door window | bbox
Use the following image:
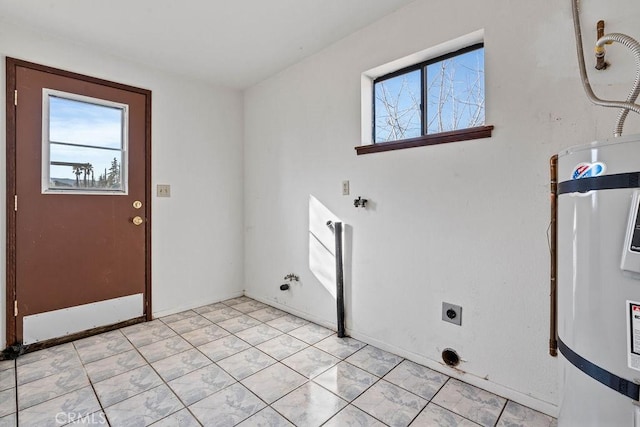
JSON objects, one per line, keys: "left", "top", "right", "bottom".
{"left": 42, "top": 89, "right": 128, "bottom": 194}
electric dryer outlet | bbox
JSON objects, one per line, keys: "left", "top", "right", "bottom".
{"left": 442, "top": 302, "right": 462, "bottom": 326}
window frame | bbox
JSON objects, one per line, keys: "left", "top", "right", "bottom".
{"left": 41, "top": 88, "right": 130, "bottom": 195}
{"left": 358, "top": 42, "right": 492, "bottom": 155}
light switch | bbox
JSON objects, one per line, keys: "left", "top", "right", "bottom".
{"left": 157, "top": 184, "right": 171, "bottom": 197}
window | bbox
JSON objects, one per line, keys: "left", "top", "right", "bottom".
{"left": 42, "top": 89, "right": 128, "bottom": 194}
{"left": 358, "top": 43, "right": 492, "bottom": 155}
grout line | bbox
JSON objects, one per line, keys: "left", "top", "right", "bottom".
{"left": 12, "top": 359, "right": 18, "bottom": 425}
{"left": 15, "top": 297, "right": 550, "bottom": 426}
{"left": 494, "top": 399, "right": 510, "bottom": 426}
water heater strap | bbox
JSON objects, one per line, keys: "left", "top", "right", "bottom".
{"left": 558, "top": 337, "right": 640, "bottom": 401}
{"left": 558, "top": 172, "right": 640, "bottom": 194}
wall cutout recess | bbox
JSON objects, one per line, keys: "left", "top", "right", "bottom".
{"left": 442, "top": 348, "right": 461, "bottom": 367}
{"left": 442, "top": 302, "right": 462, "bottom": 326}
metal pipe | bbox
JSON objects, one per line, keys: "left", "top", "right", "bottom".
{"left": 334, "top": 222, "right": 346, "bottom": 337}
{"left": 549, "top": 155, "right": 558, "bottom": 357}
{"left": 571, "top": 0, "right": 640, "bottom": 136}
{"left": 595, "top": 33, "right": 640, "bottom": 136}
{"left": 595, "top": 20, "right": 607, "bottom": 70}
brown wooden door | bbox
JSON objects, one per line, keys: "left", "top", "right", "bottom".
{"left": 6, "top": 59, "right": 151, "bottom": 346}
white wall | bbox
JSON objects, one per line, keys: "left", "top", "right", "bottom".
{"left": 244, "top": 0, "right": 640, "bottom": 416}
{"left": 0, "top": 21, "right": 245, "bottom": 344}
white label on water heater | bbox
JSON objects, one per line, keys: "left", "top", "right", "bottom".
{"left": 627, "top": 301, "right": 640, "bottom": 371}
{"left": 621, "top": 191, "right": 640, "bottom": 275}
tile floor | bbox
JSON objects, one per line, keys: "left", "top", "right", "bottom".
{"left": 0, "top": 297, "right": 557, "bottom": 426}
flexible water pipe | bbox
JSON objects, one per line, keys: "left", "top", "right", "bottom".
{"left": 571, "top": 0, "right": 640, "bottom": 136}
{"left": 595, "top": 33, "right": 640, "bottom": 136}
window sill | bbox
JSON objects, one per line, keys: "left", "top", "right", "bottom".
{"left": 355, "top": 125, "right": 494, "bottom": 156}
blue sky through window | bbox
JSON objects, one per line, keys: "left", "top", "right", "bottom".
{"left": 374, "top": 69, "right": 421, "bottom": 143}
{"left": 426, "top": 48, "right": 484, "bottom": 134}
{"left": 374, "top": 46, "right": 484, "bottom": 143}
{"left": 48, "top": 95, "right": 124, "bottom": 186}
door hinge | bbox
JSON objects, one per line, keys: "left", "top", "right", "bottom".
{"left": 14, "top": 90, "right": 17, "bottom": 106}
{"left": 14, "top": 195, "right": 17, "bottom": 212}
{"left": 13, "top": 301, "right": 17, "bottom": 317}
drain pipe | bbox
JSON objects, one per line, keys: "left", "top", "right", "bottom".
{"left": 327, "top": 220, "right": 346, "bottom": 337}
{"left": 549, "top": 155, "right": 558, "bottom": 357}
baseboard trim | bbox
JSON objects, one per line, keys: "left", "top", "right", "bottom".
{"left": 152, "top": 291, "right": 243, "bottom": 318}
{"left": 347, "top": 329, "right": 558, "bottom": 418}
{"left": 242, "top": 292, "right": 338, "bottom": 331}
{"left": 242, "top": 291, "right": 558, "bottom": 418}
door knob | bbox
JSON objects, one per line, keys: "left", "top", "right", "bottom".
{"left": 133, "top": 200, "right": 143, "bottom": 209}
{"left": 132, "top": 216, "right": 143, "bottom": 226}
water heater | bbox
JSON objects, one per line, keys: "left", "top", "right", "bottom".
{"left": 558, "top": 134, "right": 640, "bottom": 426}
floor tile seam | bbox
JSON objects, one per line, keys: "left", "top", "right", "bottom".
{"left": 77, "top": 346, "right": 133, "bottom": 366}
{"left": 16, "top": 346, "right": 77, "bottom": 368}
{"left": 152, "top": 406, "right": 203, "bottom": 427}
{"left": 380, "top": 365, "right": 450, "bottom": 403}
{"left": 403, "top": 396, "right": 432, "bottom": 426}
{"left": 80, "top": 350, "right": 148, "bottom": 383}
{"left": 311, "top": 369, "right": 377, "bottom": 404}
{"left": 320, "top": 403, "right": 391, "bottom": 427}
{"left": 218, "top": 357, "right": 278, "bottom": 383}
{"left": 282, "top": 354, "right": 341, "bottom": 382}
{"left": 214, "top": 320, "right": 262, "bottom": 335}
{"left": 74, "top": 374, "right": 108, "bottom": 427}
{"left": 202, "top": 312, "right": 243, "bottom": 323}
{"left": 493, "top": 398, "right": 510, "bottom": 426}
{"left": 0, "top": 361, "right": 17, "bottom": 373}
{"left": 89, "top": 359, "right": 160, "bottom": 392}
{"left": 135, "top": 334, "right": 200, "bottom": 367}
{"left": 167, "top": 321, "right": 228, "bottom": 342}
{"left": 3, "top": 361, "right": 18, "bottom": 423}
{"left": 289, "top": 341, "right": 338, "bottom": 362}
{"left": 246, "top": 312, "right": 288, "bottom": 323}
{"left": 256, "top": 339, "right": 311, "bottom": 362}
{"left": 206, "top": 334, "right": 256, "bottom": 363}
{"left": 88, "top": 334, "right": 189, "bottom": 411}
{"left": 132, "top": 378, "right": 205, "bottom": 425}
{"left": 267, "top": 380, "right": 349, "bottom": 426}
{"left": 309, "top": 339, "right": 359, "bottom": 360}
{"left": 234, "top": 368, "right": 304, "bottom": 412}
{"left": 158, "top": 310, "right": 199, "bottom": 325}
{"left": 237, "top": 359, "right": 303, "bottom": 391}
{"left": 283, "top": 333, "right": 331, "bottom": 348}
{"left": 165, "top": 319, "right": 217, "bottom": 336}
{"left": 267, "top": 405, "right": 298, "bottom": 427}
{"left": 433, "top": 376, "right": 510, "bottom": 425}
{"left": 350, "top": 388, "right": 423, "bottom": 427}
{"left": 16, "top": 367, "right": 91, "bottom": 410}
{"left": 213, "top": 334, "right": 280, "bottom": 381}
{"left": 101, "top": 382, "right": 185, "bottom": 425}
{"left": 174, "top": 376, "right": 240, "bottom": 408}
{"left": 120, "top": 325, "right": 178, "bottom": 351}
{"left": 427, "top": 401, "right": 485, "bottom": 426}
{"left": 132, "top": 335, "right": 190, "bottom": 365}
{"left": 16, "top": 382, "right": 94, "bottom": 415}
{"left": 16, "top": 355, "right": 86, "bottom": 387}
{"left": 10, "top": 359, "right": 17, "bottom": 419}
{"left": 0, "top": 381, "right": 14, "bottom": 394}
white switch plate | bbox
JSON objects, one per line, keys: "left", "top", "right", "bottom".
{"left": 157, "top": 184, "right": 171, "bottom": 197}
{"left": 342, "top": 180, "right": 350, "bottom": 196}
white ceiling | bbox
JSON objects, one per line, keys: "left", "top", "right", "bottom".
{"left": 0, "top": 0, "right": 416, "bottom": 89}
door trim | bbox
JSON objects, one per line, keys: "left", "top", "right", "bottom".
{"left": 5, "top": 57, "right": 153, "bottom": 348}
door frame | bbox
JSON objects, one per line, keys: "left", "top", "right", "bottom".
{"left": 5, "top": 57, "right": 153, "bottom": 348}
